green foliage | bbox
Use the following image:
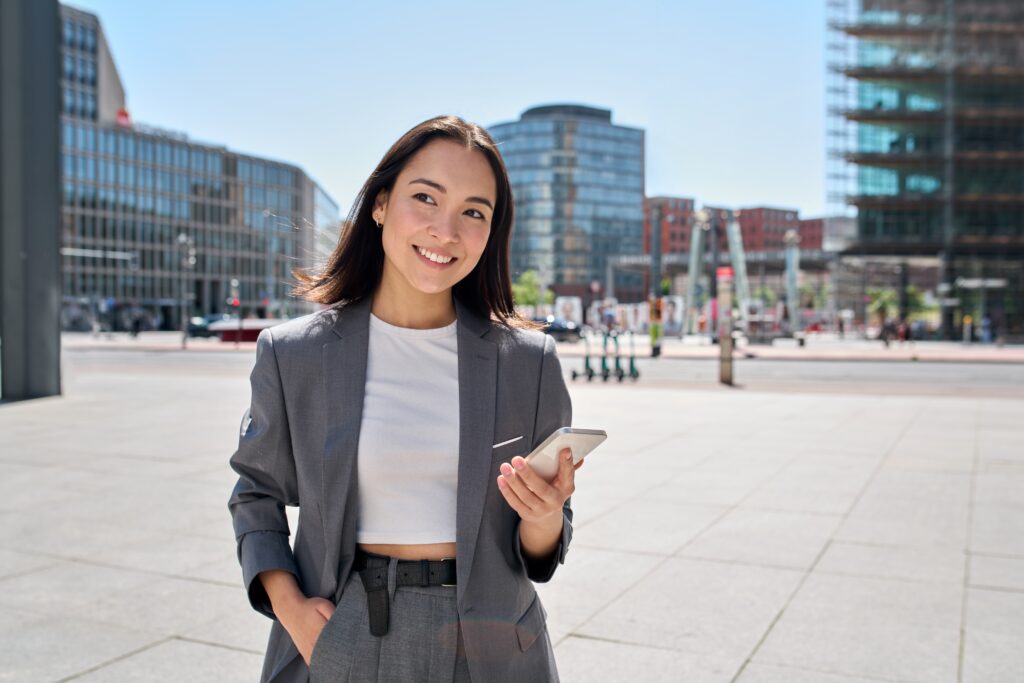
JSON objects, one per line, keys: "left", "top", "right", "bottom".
{"left": 868, "top": 287, "right": 898, "bottom": 320}
{"left": 869, "top": 286, "right": 929, "bottom": 321}
{"left": 753, "top": 285, "right": 777, "bottom": 305}
{"left": 512, "top": 270, "right": 552, "bottom": 306}
{"left": 660, "top": 277, "right": 671, "bottom": 296}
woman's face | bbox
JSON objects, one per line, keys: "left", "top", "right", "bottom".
{"left": 373, "top": 138, "right": 496, "bottom": 299}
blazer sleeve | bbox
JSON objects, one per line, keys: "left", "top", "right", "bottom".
{"left": 514, "top": 333, "right": 574, "bottom": 582}
{"left": 227, "top": 327, "right": 300, "bottom": 620}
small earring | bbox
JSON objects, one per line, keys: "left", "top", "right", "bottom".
{"left": 374, "top": 217, "right": 382, "bottom": 229}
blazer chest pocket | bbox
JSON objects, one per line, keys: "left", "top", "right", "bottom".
{"left": 492, "top": 435, "right": 528, "bottom": 461}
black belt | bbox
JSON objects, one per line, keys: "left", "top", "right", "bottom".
{"left": 353, "top": 549, "right": 457, "bottom": 637}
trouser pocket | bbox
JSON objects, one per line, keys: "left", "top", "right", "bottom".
{"left": 308, "top": 577, "right": 365, "bottom": 680}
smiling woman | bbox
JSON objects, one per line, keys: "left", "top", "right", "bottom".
{"left": 228, "top": 115, "right": 581, "bottom": 683}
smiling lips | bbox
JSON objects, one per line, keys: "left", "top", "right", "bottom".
{"left": 414, "top": 245, "right": 457, "bottom": 268}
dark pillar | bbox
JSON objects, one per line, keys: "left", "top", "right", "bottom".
{"left": 0, "top": 0, "right": 62, "bottom": 401}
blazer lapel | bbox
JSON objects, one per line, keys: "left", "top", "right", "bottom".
{"left": 453, "top": 297, "right": 497, "bottom": 602}
{"left": 318, "top": 295, "right": 497, "bottom": 603}
{"left": 320, "top": 296, "right": 372, "bottom": 598}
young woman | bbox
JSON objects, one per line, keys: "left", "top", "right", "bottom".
{"left": 228, "top": 115, "right": 581, "bottom": 683}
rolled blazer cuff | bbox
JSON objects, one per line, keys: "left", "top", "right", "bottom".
{"left": 238, "top": 530, "right": 299, "bottom": 620}
{"left": 513, "top": 506, "right": 573, "bottom": 583}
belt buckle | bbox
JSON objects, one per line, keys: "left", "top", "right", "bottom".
{"left": 441, "top": 557, "right": 456, "bottom": 587}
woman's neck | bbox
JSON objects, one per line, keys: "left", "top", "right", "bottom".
{"left": 371, "top": 279, "right": 457, "bottom": 330}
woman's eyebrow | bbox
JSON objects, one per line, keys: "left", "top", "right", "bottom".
{"left": 409, "top": 178, "right": 494, "bottom": 211}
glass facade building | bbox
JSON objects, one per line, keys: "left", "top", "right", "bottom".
{"left": 828, "top": 0, "right": 1024, "bottom": 339}
{"left": 59, "top": 5, "right": 339, "bottom": 331}
{"left": 489, "top": 105, "right": 645, "bottom": 302}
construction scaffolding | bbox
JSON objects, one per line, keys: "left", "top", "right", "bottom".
{"left": 826, "top": 0, "right": 1024, "bottom": 340}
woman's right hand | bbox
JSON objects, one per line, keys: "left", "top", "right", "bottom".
{"left": 260, "top": 570, "right": 337, "bottom": 666}
{"left": 279, "top": 596, "right": 336, "bottom": 666}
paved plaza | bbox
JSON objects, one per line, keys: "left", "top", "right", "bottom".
{"left": 1, "top": 343, "right": 1022, "bottom": 682}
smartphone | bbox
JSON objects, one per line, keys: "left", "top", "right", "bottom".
{"left": 525, "top": 427, "right": 607, "bottom": 481}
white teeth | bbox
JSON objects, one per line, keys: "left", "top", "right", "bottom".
{"left": 417, "top": 247, "right": 453, "bottom": 264}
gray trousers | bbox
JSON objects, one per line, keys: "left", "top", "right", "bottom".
{"left": 309, "top": 557, "right": 472, "bottom": 682}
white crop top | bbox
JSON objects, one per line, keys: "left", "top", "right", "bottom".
{"left": 355, "top": 312, "right": 460, "bottom": 544}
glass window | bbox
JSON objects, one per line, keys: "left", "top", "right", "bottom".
{"left": 63, "top": 20, "right": 75, "bottom": 46}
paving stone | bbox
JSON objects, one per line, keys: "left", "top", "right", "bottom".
{"left": 755, "top": 573, "right": 961, "bottom": 682}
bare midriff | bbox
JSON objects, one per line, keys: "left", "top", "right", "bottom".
{"left": 357, "top": 542, "right": 457, "bottom": 561}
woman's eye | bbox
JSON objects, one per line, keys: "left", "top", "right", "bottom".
{"left": 465, "top": 209, "right": 485, "bottom": 220}
{"left": 413, "top": 192, "right": 435, "bottom": 205}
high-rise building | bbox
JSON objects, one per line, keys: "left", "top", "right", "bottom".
{"left": 828, "top": 0, "right": 1024, "bottom": 339}
{"left": 58, "top": 5, "right": 340, "bottom": 332}
{"left": 489, "top": 105, "right": 645, "bottom": 302}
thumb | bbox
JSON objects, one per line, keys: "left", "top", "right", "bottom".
{"left": 552, "top": 447, "right": 573, "bottom": 486}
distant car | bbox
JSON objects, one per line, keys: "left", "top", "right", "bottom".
{"left": 188, "top": 313, "right": 232, "bottom": 338}
{"left": 532, "top": 316, "right": 582, "bottom": 343}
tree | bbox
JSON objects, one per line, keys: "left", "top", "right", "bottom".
{"left": 753, "top": 285, "right": 777, "bottom": 305}
{"left": 512, "top": 270, "right": 546, "bottom": 306}
{"left": 867, "top": 287, "right": 898, "bottom": 324}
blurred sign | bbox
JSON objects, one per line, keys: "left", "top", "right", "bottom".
{"left": 955, "top": 278, "right": 1007, "bottom": 289}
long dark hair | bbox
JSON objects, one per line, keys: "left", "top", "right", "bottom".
{"left": 293, "top": 115, "right": 539, "bottom": 329}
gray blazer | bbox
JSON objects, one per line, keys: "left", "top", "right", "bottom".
{"left": 228, "top": 295, "right": 573, "bottom": 683}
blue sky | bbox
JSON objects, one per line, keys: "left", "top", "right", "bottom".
{"left": 69, "top": 0, "right": 827, "bottom": 217}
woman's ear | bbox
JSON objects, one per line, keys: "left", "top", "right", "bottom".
{"left": 372, "top": 190, "right": 389, "bottom": 219}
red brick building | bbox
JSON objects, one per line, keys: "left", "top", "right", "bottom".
{"left": 644, "top": 200, "right": 824, "bottom": 255}
{"left": 736, "top": 207, "right": 801, "bottom": 251}
{"left": 644, "top": 196, "right": 695, "bottom": 255}
{"left": 797, "top": 217, "right": 824, "bottom": 250}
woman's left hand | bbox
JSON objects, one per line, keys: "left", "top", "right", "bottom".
{"left": 496, "top": 448, "right": 583, "bottom": 524}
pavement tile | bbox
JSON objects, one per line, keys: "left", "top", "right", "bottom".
{"left": 973, "top": 473, "right": 1024, "bottom": 509}
{"left": 178, "top": 607, "right": 272, "bottom": 655}
{"left": 969, "top": 554, "right": 1024, "bottom": 591}
{"left": 754, "top": 573, "right": 961, "bottom": 682}
{"left": 816, "top": 541, "right": 965, "bottom": 584}
{"left": 0, "top": 606, "right": 162, "bottom": 683}
{"left": 836, "top": 496, "right": 969, "bottom": 548}
{"left": 69, "top": 637, "right": 263, "bottom": 682}
{"left": 85, "top": 532, "right": 234, "bottom": 577}
{"left": 962, "top": 587, "right": 1024, "bottom": 683}
{"left": 737, "top": 661, "right": 905, "bottom": 682}
{"left": 572, "top": 499, "right": 727, "bottom": 555}
{"left": 536, "top": 546, "right": 664, "bottom": 643}
{"left": 970, "top": 504, "right": 1024, "bottom": 557}
{"left": 0, "top": 547, "right": 64, "bottom": 581}
{"left": 555, "top": 636, "right": 734, "bottom": 683}
{"left": 0, "top": 560, "right": 155, "bottom": 621}
{"left": 576, "top": 557, "right": 803, "bottom": 663}
{"left": 679, "top": 509, "right": 841, "bottom": 570}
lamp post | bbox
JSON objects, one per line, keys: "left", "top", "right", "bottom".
{"left": 177, "top": 232, "right": 195, "bottom": 349}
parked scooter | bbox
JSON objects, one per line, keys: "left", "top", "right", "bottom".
{"left": 571, "top": 331, "right": 597, "bottom": 382}
{"left": 627, "top": 331, "right": 641, "bottom": 381}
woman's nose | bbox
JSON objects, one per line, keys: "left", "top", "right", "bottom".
{"left": 428, "top": 211, "right": 460, "bottom": 242}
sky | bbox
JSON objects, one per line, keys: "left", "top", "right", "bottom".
{"left": 68, "top": 0, "right": 827, "bottom": 218}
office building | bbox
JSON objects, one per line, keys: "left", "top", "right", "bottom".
{"left": 59, "top": 5, "right": 340, "bottom": 331}
{"left": 489, "top": 104, "right": 646, "bottom": 302}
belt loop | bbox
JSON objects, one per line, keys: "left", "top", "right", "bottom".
{"left": 420, "top": 559, "right": 430, "bottom": 587}
{"left": 387, "top": 556, "right": 398, "bottom": 601}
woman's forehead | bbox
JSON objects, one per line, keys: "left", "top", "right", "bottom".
{"left": 400, "top": 140, "right": 496, "bottom": 198}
